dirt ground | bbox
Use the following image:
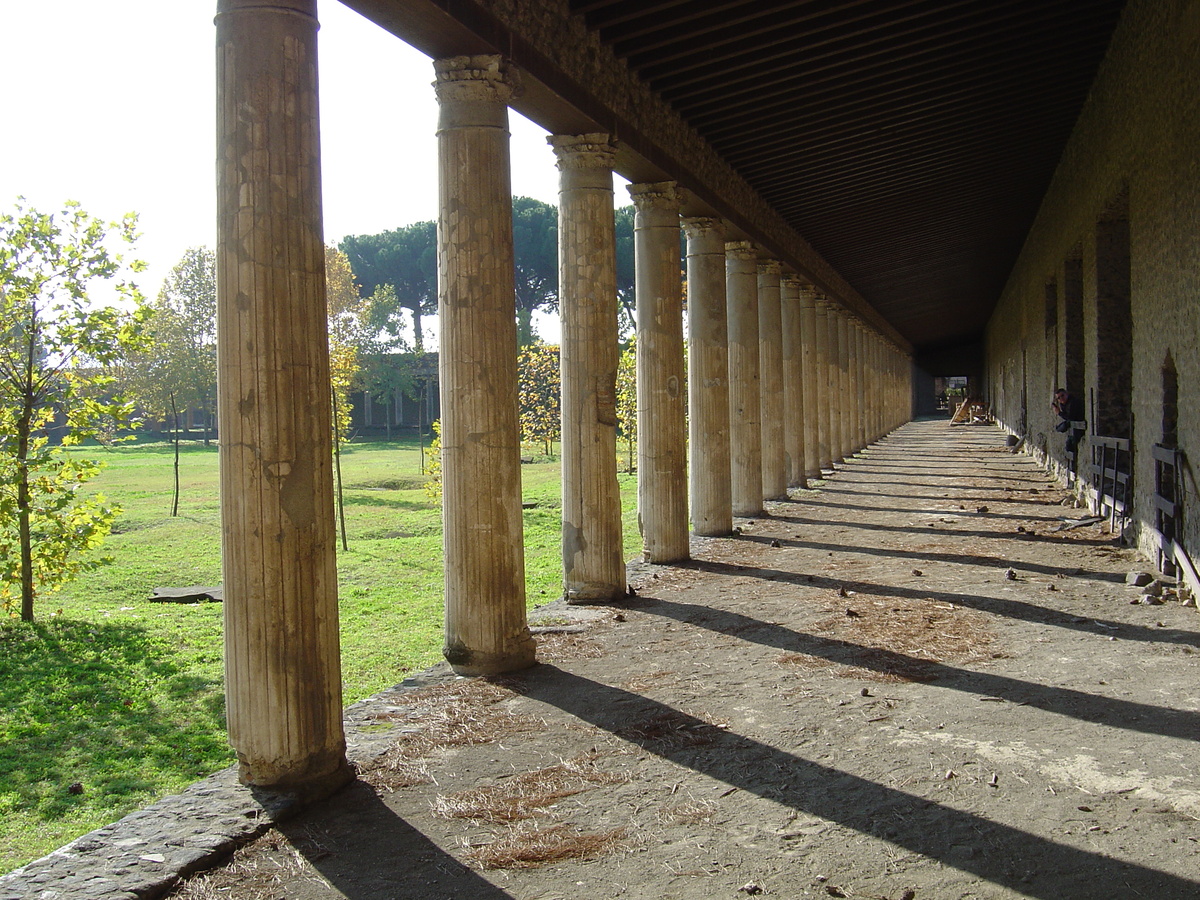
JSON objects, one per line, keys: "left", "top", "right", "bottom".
{"left": 169, "top": 420, "right": 1200, "bottom": 900}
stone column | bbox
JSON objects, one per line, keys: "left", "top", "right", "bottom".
{"left": 684, "top": 217, "right": 733, "bottom": 536}
{"left": 630, "top": 182, "right": 688, "bottom": 563}
{"left": 435, "top": 56, "right": 535, "bottom": 674}
{"left": 726, "top": 242, "right": 763, "bottom": 517}
{"left": 869, "top": 332, "right": 882, "bottom": 442}
{"left": 215, "top": 0, "right": 348, "bottom": 792}
{"left": 823, "top": 299, "right": 841, "bottom": 464}
{"left": 834, "top": 306, "right": 852, "bottom": 461}
{"left": 780, "top": 275, "right": 806, "bottom": 489}
{"left": 813, "top": 296, "right": 832, "bottom": 471}
{"left": 552, "top": 134, "right": 625, "bottom": 602}
{"left": 797, "top": 283, "right": 822, "bottom": 480}
{"left": 850, "top": 320, "right": 864, "bottom": 453}
{"left": 758, "top": 260, "right": 787, "bottom": 500}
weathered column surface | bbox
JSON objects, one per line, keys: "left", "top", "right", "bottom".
{"left": 797, "top": 283, "right": 822, "bottom": 479}
{"left": 684, "top": 217, "right": 733, "bottom": 537}
{"left": 780, "top": 275, "right": 806, "bottom": 489}
{"left": 435, "top": 55, "right": 535, "bottom": 674}
{"left": 726, "top": 241, "right": 763, "bottom": 517}
{"left": 850, "top": 320, "right": 864, "bottom": 453}
{"left": 216, "top": 0, "right": 348, "bottom": 792}
{"left": 630, "top": 182, "right": 688, "bottom": 562}
{"left": 553, "top": 133, "right": 625, "bottom": 602}
{"left": 834, "top": 305, "right": 852, "bottom": 461}
{"left": 758, "top": 260, "right": 787, "bottom": 500}
{"left": 813, "top": 297, "right": 833, "bottom": 471}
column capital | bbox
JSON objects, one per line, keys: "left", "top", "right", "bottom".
{"left": 549, "top": 133, "right": 617, "bottom": 170}
{"left": 628, "top": 181, "right": 685, "bottom": 211}
{"left": 725, "top": 240, "right": 757, "bottom": 260}
{"left": 682, "top": 216, "right": 725, "bottom": 240}
{"left": 433, "top": 55, "right": 521, "bottom": 105}
{"left": 758, "top": 258, "right": 783, "bottom": 276}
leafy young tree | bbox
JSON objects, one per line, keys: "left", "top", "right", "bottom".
{"left": 0, "top": 199, "right": 149, "bottom": 621}
{"left": 325, "top": 245, "right": 365, "bottom": 442}
{"left": 517, "top": 341, "right": 561, "bottom": 457}
{"left": 615, "top": 336, "right": 637, "bottom": 473}
{"left": 157, "top": 247, "right": 217, "bottom": 441}
{"left": 126, "top": 247, "right": 217, "bottom": 443}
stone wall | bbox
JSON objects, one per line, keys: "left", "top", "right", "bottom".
{"left": 984, "top": 0, "right": 1200, "bottom": 569}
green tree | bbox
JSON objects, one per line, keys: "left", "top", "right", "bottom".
{"left": 0, "top": 199, "right": 149, "bottom": 621}
{"left": 518, "top": 341, "right": 561, "bottom": 457}
{"left": 614, "top": 205, "right": 636, "bottom": 340}
{"left": 512, "top": 197, "right": 559, "bottom": 346}
{"left": 123, "top": 247, "right": 217, "bottom": 443}
{"left": 340, "top": 222, "right": 437, "bottom": 353}
{"left": 616, "top": 336, "right": 637, "bottom": 473}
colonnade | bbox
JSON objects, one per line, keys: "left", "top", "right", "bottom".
{"left": 214, "top": 2, "right": 912, "bottom": 791}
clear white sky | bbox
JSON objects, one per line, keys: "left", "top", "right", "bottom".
{"left": 1, "top": 0, "right": 593, "bottom": 304}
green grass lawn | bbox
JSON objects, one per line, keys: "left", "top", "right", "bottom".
{"left": 0, "top": 436, "right": 640, "bottom": 872}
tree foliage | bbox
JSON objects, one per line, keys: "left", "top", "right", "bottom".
{"left": 325, "top": 245, "right": 366, "bottom": 442}
{"left": 616, "top": 336, "right": 637, "bottom": 473}
{"left": 0, "top": 199, "right": 149, "bottom": 620}
{"left": 340, "top": 222, "right": 436, "bottom": 353}
{"left": 512, "top": 197, "right": 559, "bottom": 346}
{"left": 126, "top": 247, "right": 217, "bottom": 442}
{"left": 518, "top": 341, "right": 560, "bottom": 456}
{"left": 614, "top": 205, "right": 636, "bottom": 340}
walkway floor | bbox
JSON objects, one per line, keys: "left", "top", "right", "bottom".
{"left": 164, "top": 420, "right": 1200, "bottom": 898}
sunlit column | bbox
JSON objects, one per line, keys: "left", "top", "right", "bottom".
{"left": 684, "top": 217, "right": 733, "bottom": 536}
{"left": 758, "top": 260, "right": 787, "bottom": 500}
{"left": 215, "top": 0, "right": 348, "bottom": 792}
{"left": 781, "top": 275, "right": 806, "bottom": 489}
{"left": 630, "top": 182, "right": 688, "bottom": 563}
{"left": 552, "top": 133, "right": 625, "bottom": 602}
{"left": 726, "top": 241, "right": 763, "bottom": 517}
{"left": 434, "top": 55, "right": 535, "bottom": 673}
{"left": 797, "top": 283, "right": 822, "bottom": 479}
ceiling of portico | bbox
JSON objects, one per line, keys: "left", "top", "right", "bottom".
{"left": 342, "top": 0, "right": 1128, "bottom": 358}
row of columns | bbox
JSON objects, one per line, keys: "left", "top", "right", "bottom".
{"left": 214, "top": 2, "right": 912, "bottom": 791}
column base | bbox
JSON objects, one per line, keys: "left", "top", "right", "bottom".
{"left": 642, "top": 549, "right": 690, "bottom": 565}
{"left": 693, "top": 525, "right": 735, "bottom": 538}
{"left": 565, "top": 581, "right": 627, "bottom": 604}
{"left": 237, "top": 750, "right": 353, "bottom": 802}
{"left": 444, "top": 633, "right": 537, "bottom": 676}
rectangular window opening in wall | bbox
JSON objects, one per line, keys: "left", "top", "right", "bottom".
{"left": 1094, "top": 187, "right": 1132, "bottom": 440}
{"left": 1062, "top": 252, "right": 1084, "bottom": 401}
{"left": 1044, "top": 278, "right": 1059, "bottom": 399}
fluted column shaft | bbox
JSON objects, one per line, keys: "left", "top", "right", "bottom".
{"left": 758, "top": 260, "right": 787, "bottom": 500}
{"left": 630, "top": 182, "right": 688, "bottom": 562}
{"left": 813, "top": 298, "right": 832, "bottom": 471}
{"left": 781, "top": 275, "right": 806, "bottom": 489}
{"left": 798, "top": 284, "right": 822, "bottom": 479}
{"left": 684, "top": 218, "right": 733, "bottom": 536}
{"left": 850, "top": 321, "right": 864, "bottom": 453}
{"left": 552, "top": 134, "right": 625, "bottom": 602}
{"left": 726, "top": 242, "right": 763, "bottom": 517}
{"left": 215, "top": 0, "right": 348, "bottom": 791}
{"left": 834, "top": 306, "right": 851, "bottom": 460}
{"left": 435, "top": 56, "right": 535, "bottom": 674}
